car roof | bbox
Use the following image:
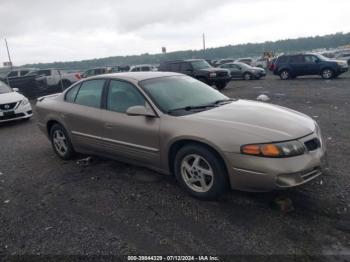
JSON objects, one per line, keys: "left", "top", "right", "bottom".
{"left": 90, "top": 72, "right": 183, "bottom": 81}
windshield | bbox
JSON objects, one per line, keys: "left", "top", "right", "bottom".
{"left": 315, "top": 54, "right": 331, "bottom": 61}
{"left": 191, "top": 60, "right": 212, "bottom": 70}
{"left": 140, "top": 75, "right": 229, "bottom": 115}
{"left": 235, "top": 62, "right": 250, "bottom": 68}
{"left": 0, "top": 81, "right": 13, "bottom": 94}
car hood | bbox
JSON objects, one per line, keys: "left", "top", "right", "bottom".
{"left": 0, "top": 92, "right": 24, "bottom": 104}
{"left": 186, "top": 100, "right": 315, "bottom": 142}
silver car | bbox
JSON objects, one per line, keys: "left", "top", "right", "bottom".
{"left": 36, "top": 72, "right": 326, "bottom": 200}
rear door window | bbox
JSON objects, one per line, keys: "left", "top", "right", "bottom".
{"left": 289, "top": 55, "right": 304, "bottom": 63}
{"left": 75, "top": 79, "right": 105, "bottom": 108}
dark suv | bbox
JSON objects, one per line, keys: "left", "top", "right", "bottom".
{"left": 158, "top": 59, "right": 231, "bottom": 90}
{"left": 273, "top": 53, "right": 348, "bottom": 80}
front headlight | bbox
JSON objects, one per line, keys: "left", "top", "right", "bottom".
{"left": 337, "top": 61, "right": 347, "bottom": 67}
{"left": 209, "top": 72, "right": 217, "bottom": 78}
{"left": 241, "top": 140, "right": 305, "bottom": 158}
{"left": 20, "top": 98, "right": 29, "bottom": 106}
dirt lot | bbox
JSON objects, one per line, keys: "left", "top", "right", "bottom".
{"left": 1, "top": 72, "right": 350, "bottom": 260}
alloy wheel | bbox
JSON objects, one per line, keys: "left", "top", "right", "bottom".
{"left": 180, "top": 154, "right": 214, "bottom": 193}
{"left": 322, "top": 69, "right": 333, "bottom": 79}
{"left": 53, "top": 130, "right": 68, "bottom": 156}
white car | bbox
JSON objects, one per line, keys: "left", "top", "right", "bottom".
{"left": 0, "top": 81, "right": 33, "bottom": 123}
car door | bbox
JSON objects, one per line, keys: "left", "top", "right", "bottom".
{"left": 180, "top": 62, "right": 194, "bottom": 76}
{"left": 289, "top": 55, "right": 306, "bottom": 76}
{"left": 101, "top": 79, "right": 161, "bottom": 166}
{"left": 230, "top": 64, "right": 242, "bottom": 78}
{"left": 63, "top": 79, "right": 106, "bottom": 152}
{"left": 304, "top": 55, "right": 321, "bottom": 75}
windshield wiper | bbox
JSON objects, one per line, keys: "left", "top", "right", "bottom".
{"left": 168, "top": 104, "right": 217, "bottom": 114}
{"left": 213, "top": 98, "right": 236, "bottom": 105}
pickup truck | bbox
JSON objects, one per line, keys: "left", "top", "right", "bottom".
{"left": 2, "top": 68, "right": 81, "bottom": 99}
{"left": 26, "top": 69, "right": 81, "bottom": 89}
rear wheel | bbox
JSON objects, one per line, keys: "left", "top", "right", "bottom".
{"left": 215, "top": 81, "right": 227, "bottom": 90}
{"left": 280, "top": 70, "right": 291, "bottom": 80}
{"left": 174, "top": 144, "right": 228, "bottom": 200}
{"left": 50, "top": 124, "right": 75, "bottom": 160}
{"left": 321, "top": 68, "right": 334, "bottom": 79}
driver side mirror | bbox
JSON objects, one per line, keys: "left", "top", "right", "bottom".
{"left": 12, "top": 88, "right": 19, "bottom": 92}
{"left": 126, "top": 105, "right": 156, "bottom": 117}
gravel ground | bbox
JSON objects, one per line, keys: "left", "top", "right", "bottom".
{"left": 0, "top": 72, "right": 349, "bottom": 260}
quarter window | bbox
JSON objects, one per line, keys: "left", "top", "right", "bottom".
{"left": 107, "top": 80, "right": 145, "bottom": 113}
{"left": 75, "top": 80, "right": 105, "bottom": 108}
{"left": 65, "top": 84, "right": 80, "bottom": 103}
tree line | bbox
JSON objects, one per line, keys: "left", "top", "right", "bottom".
{"left": 23, "top": 32, "right": 350, "bottom": 71}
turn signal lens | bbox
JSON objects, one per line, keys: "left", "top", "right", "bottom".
{"left": 260, "top": 144, "right": 281, "bottom": 157}
{"left": 241, "top": 145, "right": 260, "bottom": 155}
{"left": 241, "top": 140, "right": 305, "bottom": 158}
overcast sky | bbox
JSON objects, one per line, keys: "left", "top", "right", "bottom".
{"left": 0, "top": 0, "right": 349, "bottom": 65}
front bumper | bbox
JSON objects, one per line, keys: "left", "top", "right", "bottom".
{"left": 0, "top": 102, "right": 33, "bottom": 123}
{"left": 252, "top": 71, "right": 266, "bottom": 78}
{"left": 224, "top": 133, "right": 327, "bottom": 192}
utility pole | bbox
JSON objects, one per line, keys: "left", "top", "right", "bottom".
{"left": 202, "top": 33, "right": 206, "bottom": 51}
{"left": 5, "top": 38, "right": 13, "bottom": 71}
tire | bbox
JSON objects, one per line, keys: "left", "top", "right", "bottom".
{"left": 174, "top": 144, "right": 228, "bottom": 200}
{"left": 321, "top": 68, "right": 334, "bottom": 79}
{"left": 279, "top": 70, "right": 291, "bottom": 80}
{"left": 50, "top": 123, "right": 75, "bottom": 160}
{"left": 215, "top": 82, "right": 227, "bottom": 90}
{"left": 243, "top": 72, "right": 252, "bottom": 80}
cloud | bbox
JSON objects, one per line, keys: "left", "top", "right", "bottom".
{"left": 0, "top": 0, "right": 349, "bottom": 65}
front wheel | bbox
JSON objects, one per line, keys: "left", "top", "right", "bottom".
{"left": 243, "top": 72, "right": 252, "bottom": 80}
{"left": 215, "top": 81, "right": 227, "bottom": 90}
{"left": 174, "top": 144, "right": 228, "bottom": 200}
{"left": 50, "top": 124, "right": 75, "bottom": 160}
{"left": 321, "top": 68, "right": 334, "bottom": 79}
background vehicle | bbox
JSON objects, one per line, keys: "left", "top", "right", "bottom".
{"left": 213, "top": 59, "right": 235, "bottom": 67}
{"left": 0, "top": 81, "right": 33, "bottom": 123}
{"left": 129, "top": 64, "right": 158, "bottom": 72}
{"left": 26, "top": 69, "right": 81, "bottom": 89}
{"left": 334, "top": 52, "right": 350, "bottom": 65}
{"left": 219, "top": 62, "right": 266, "bottom": 80}
{"left": 81, "top": 67, "right": 112, "bottom": 78}
{"left": 0, "top": 68, "right": 37, "bottom": 80}
{"left": 273, "top": 53, "right": 348, "bottom": 80}
{"left": 158, "top": 59, "right": 231, "bottom": 90}
{"left": 235, "top": 58, "right": 254, "bottom": 66}
{"left": 252, "top": 58, "right": 268, "bottom": 68}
